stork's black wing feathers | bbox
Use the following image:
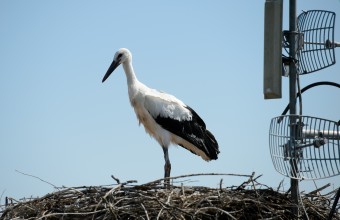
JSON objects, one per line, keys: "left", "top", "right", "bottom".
{"left": 153, "top": 106, "right": 219, "bottom": 160}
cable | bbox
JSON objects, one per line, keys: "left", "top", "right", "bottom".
{"left": 278, "top": 81, "right": 340, "bottom": 123}
{"left": 296, "top": 64, "right": 302, "bottom": 117}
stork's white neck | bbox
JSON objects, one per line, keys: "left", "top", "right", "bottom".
{"left": 122, "top": 61, "right": 138, "bottom": 85}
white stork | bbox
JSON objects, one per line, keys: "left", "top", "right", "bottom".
{"left": 102, "top": 48, "right": 219, "bottom": 183}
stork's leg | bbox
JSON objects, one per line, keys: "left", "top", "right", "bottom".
{"left": 162, "top": 146, "right": 171, "bottom": 188}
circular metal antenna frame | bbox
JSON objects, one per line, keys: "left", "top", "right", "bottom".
{"left": 269, "top": 115, "right": 340, "bottom": 180}
{"left": 297, "top": 10, "right": 337, "bottom": 75}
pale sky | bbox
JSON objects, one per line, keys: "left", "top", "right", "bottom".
{"left": 1, "top": 0, "right": 339, "bottom": 204}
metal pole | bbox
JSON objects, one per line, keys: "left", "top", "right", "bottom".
{"left": 288, "top": 0, "right": 299, "bottom": 217}
{"left": 328, "top": 187, "right": 340, "bottom": 220}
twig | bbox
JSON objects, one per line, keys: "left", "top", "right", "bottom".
{"left": 277, "top": 179, "right": 284, "bottom": 191}
{"left": 308, "top": 183, "right": 331, "bottom": 196}
{"left": 181, "top": 183, "right": 185, "bottom": 196}
{"left": 156, "top": 207, "right": 164, "bottom": 220}
{"left": 236, "top": 172, "right": 256, "bottom": 190}
{"left": 195, "top": 206, "right": 237, "bottom": 220}
{"left": 38, "top": 209, "right": 106, "bottom": 219}
{"left": 111, "top": 175, "right": 120, "bottom": 184}
{"left": 92, "top": 183, "right": 122, "bottom": 218}
{"left": 103, "top": 184, "right": 122, "bottom": 199}
{"left": 15, "top": 170, "right": 58, "bottom": 189}
{"left": 0, "top": 190, "right": 5, "bottom": 209}
{"left": 142, "top": 173, "right": 253, "bottom": 186}
{"left": 141, "top": 203, "right": 150, "bottom": 220}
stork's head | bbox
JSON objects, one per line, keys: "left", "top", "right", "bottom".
{"left": 102, "top": 48, "right": 132, "bottom": 83}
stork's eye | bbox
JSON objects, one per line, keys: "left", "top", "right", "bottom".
{"left": 117, "top": 54, "right": 123, "bottom": 59}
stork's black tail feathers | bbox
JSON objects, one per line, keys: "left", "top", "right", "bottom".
{"left": 184, "top": 106, "right": 220, "bottom": 160}
{"left": 154, "top": 105, "right": 220, "bottom": 161}
{"left": 204, "top": 129, "right": 219, "bottom": 160}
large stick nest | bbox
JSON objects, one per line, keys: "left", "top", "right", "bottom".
{"left": 1, "top": 173, "right": 339, "bottom": 219}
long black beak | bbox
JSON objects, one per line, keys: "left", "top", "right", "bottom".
{"left": 102, "top": 60, "right": 121, "bottom": 83}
